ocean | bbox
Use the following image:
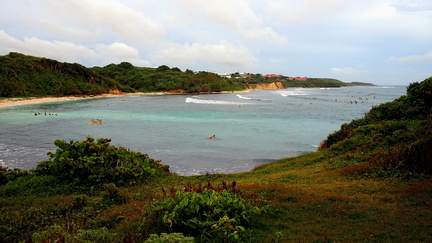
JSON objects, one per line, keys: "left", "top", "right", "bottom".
{"left": 0, "top": 86, "right": 407, "bottom": 175}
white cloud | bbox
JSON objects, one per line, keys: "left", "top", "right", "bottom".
{"left": 0, "top": 30, "right": 97, "bottom": 63}
{"left": 94, "top": 42, "right": 150, "bottom": 66}
{"left": 0, "top": 30, "right": 149, "bottom": 67}
{"left": 167, "top": 0, "right": 287, "bottom": 45}
{"left": 349, "top": 1, "right": 432, "bottom": 39}
{"left": 391, "top": 51, "right": 432, "bottom": 63}
{"left": 265, "top": 0, "right": 349, "bottom": 25}
{"left": 153, "top": 40, "right": 258, "bottom": 69}
{"left": 330, "top": 66, "right": 370, "bottom": 82}
{"left": 19, "top": 0, "right": 165, "bottom": 46}
{"left": 391, "top": 0, "right": 432, "bottom": 12}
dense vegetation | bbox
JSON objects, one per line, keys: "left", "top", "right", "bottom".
{"left": 92, "top": 63, "right": 244, "bottom": 93}
{"left": 33, "top": 137, "right": 170, "bottom": 187}
{"left": 0, "top": 53, "right": 245, "bottom": 97}
{"left": 1, "top": 52, "right": 363, "bottom": 99}
{"left": 0, "top": 52, "right": 124, "bottom": 97}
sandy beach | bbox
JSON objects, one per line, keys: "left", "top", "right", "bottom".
{"left": 0, "top": 82, "right": 283, "bottom": 109}
{"left": 1, "top": 82, "right": 371, "bottom": 109}
{"left": 0, "top": 90, "right": 251, "bottom": 109}
{"left": 0, "top": 92, "right": 163, "bottom": 108}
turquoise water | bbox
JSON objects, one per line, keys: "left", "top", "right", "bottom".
{"left": 0, "top": 86, "right": 406, "bottom": 175}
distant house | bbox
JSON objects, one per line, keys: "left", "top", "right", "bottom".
{"left": 264, "top": 74, "right": 283, "bottom": 78}
{"left": 287, "top": 77, "right": 308, "bottom": 81}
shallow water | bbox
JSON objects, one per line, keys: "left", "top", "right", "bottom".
{"left": 0, "top": 86, "right": 406, "bottom": 175}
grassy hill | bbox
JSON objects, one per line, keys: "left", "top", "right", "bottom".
{"left": 0, "top": 52, "right": 123, "bottom": 97}
{"left": 1, "top": 54, "right": 431, "bottom": 241}
{"left": 2, "top": 53, "right": 360, "bottom": 99}
{"left": 0, "top": 53, "right": 245, "bottom": 97}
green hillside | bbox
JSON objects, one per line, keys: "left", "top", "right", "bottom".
{"left": 0, "top": 52, "right": 123, "bottom": 97}
{"left": 320, "top": 77, "right": 432, "bottom": 177}
{"left": 0, "top": 53, "right": 245, "bottom": 97}
{"left": 1, "top": 53, "right": 361, "bottom": 99}
{"left": 91, "top": 63, "right": 244, "bottom": 93}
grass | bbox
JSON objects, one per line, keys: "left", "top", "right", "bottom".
{"left": 119, "top": 152, "right": 430, "bottom": 242}
{"left": 1, "top": 151, "right": 431, "bottom": 242}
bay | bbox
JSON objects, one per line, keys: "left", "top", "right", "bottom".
{"left": 0, "top": 86, "right": 406, "bottom": 175}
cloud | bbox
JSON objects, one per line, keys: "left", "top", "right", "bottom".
{"left": 391, "top": 52, "right": 432, "bottom": 63}
{"left": 391, "top": 1, "right": 432, "bottom": 12}
{"left": 0, "top": 30, "right": 149, "bottom": 67}
{"left": 16, "top": 0, "right": 165, "bottom": 46}
{"left": 0, "top": 30, "right": 96, "bottom": 63}
{"left": 330, "top": 66, "right": 370, "bottom": 82}
{"left": 265, "top": 0, "right": 348, "bottom": 25}
{"left": 167, "top": 0, "right": 287, "bottom": 45}
{"left": 152, "top": 40, "right": 258, "bottom": 69}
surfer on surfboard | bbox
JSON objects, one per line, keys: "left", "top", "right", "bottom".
{"left": 207, "top": 135, "right": 216, "bottom": 139}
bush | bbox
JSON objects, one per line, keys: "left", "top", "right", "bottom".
{"left": 33, "top": 136, "right": 169, "bottom": 187}
{"left": 0, "top": 167, "right": 29, "bottom": 186}
{"left": 0, "top": 175, "right": 69, "bottom": 197}
{"left": 32, "top": 226, "right": 120, "bottom": 243}
{"left": 145, "top": 189, "right": 264, "bottom": 242}
{"left": 145, "top": 233, "right": 194, "bottom": 243}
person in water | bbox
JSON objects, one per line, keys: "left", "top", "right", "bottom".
{"left": 207, "top": 135, "right": 216, "bottom": 139}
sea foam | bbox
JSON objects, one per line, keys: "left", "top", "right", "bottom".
{"left": 185, "top": 97, "right": 247, "bottom": 105}
{"left": 275, "top": 89, "right": 308, "bottom": 97}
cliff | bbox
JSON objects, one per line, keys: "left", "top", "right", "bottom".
{"left": 246, "top": 81, "right": 284, "bottom": 90}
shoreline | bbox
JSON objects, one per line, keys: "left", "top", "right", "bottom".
{"left": 0, "top": 90, "right": 250, "bottom": 108}
{"left": 0, "top": 92, "right": 164, "bottom": 108}
{"left": 1, "top": 81, "right": 359, "bottom": 108}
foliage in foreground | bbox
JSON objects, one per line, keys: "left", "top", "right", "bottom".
{"left": 34, "top": 136, "right": 169, "bottom": 187}
{"left": 145, "top": 233, "right": 194, "bottom": 243}
{"left": 140, "top": 187, "right": 265, "bottom": 242}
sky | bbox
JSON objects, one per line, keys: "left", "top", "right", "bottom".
{"left": 1, "top": 0, "right": 431, "bottom": 85}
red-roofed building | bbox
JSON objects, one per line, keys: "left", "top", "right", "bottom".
{"left": 264, "top": 74, "right": 283, "bottom": 78}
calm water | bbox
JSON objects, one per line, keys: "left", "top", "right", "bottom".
{"left": 0, "top": 86, "right": 406, "bottom": 175}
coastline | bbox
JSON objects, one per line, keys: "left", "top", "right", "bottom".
{"left": 0, "top": 90, "right": 250, "bottom": 109}
{"left": 0, "top": 92, "right": 162, "bottom": 108}
{"left": 0, "top": 82, "right": 292, "bottom": 108}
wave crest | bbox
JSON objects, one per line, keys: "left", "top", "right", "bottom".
{"left": 185, "top": 97, "right": 247, "bottom": 105}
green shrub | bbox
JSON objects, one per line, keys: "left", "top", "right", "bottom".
{"left": 0, "top": 175, "right": 68, "bottom": 196}
{"left": 32, "top": 225, "right": 67, "bottom": 243}
{"left": 70, "top": 228, "right": 119, "bottom": 243}
{"left": 145, "top": 233, "right": 194, "bottom": 243}
{"left": 146, "top": 189, "right": 264, "bottom": 242}
{"left": 32, "top": 226, "right": 120, "bottom": 243}
{"left": 0, "top": 167, "right": 29, "bottom": 186}
{"left": 33, "top": 136, "right": 169, "bottom": 187}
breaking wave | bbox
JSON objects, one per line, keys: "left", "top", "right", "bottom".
{"left": 275, "top": 89, "right": 308, "bottom": 97}
{"left": 236, "top": 94, "right": 252, "bottom": 100}
{"left": 185, "top": 97, "right": 248, "bottom": 105}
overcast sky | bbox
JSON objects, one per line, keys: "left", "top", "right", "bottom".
{"left": 1, "top": 0, "right": 431, "bottom": 85}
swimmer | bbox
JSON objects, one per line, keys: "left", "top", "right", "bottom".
{"left": 207, "top": 135, "right": 216, "bottom": 139}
